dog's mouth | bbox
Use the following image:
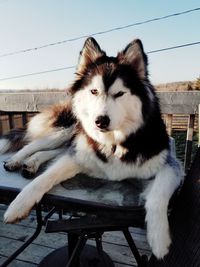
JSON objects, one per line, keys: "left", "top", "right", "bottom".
{"left": 96, "top": 127, "right": 110, "bottom": 133}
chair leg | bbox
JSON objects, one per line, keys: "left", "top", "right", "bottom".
{"left": 123, "top": 228, "right": 148, "bottom": 267}
{"left": 1, "top": 204, "right": 43, "bottom": 267}
{"left": 66, "top": 233, "right": 87, "bottom": 267}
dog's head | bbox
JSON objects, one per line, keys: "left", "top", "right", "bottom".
{"left": 71, "top": 38, "right": 155, "bottom": 145}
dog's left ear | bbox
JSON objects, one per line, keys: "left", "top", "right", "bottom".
{"left": 76, "top": 37, "right": 105, "bottom": 75}
{"left": 118, "top": 39, "right": 148, "bottom": 79}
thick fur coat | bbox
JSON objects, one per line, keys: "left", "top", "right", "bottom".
{"left": 0, "top": 38, "right": 183, "bottom": 259}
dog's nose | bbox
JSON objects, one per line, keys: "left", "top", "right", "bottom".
{"left": 95, "top": 115, "right": 110, "bottom": 129}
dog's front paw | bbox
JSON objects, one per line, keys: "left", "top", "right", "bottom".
{"left": 4, "top": 201, "right": 31, "bottom": 223}
{"left": 4, "top": 187, "right": 41, "bottom": 223}
{"left": 147, "top": 226, "right": 171, "bottom": 259}
{"left": 3, "top": 159, "right": 21, "bottom": 172}
{"left": 21, "top": 163, "right": 37, "bottom": 179}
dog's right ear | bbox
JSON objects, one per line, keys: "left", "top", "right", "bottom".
{"left": 76, "top": 38, "right": 105, "bottom": 75}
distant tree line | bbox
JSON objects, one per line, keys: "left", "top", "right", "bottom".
{"left": 195, "top": 76, "right": 200, "bottom": 90}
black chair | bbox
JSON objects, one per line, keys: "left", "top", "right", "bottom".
{"left": 148, "top": 147, "right": 200, "bottom": 267}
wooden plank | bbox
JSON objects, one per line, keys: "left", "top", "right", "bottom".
{"left": 0, "top": 221, "right": 68, "bottom": 250}
{"left": 88, "top": 239, "right": 151, "bottom": 266}
{"left": 157, "top": 91, "right": 200, "bottom": 114}
{"left": 103, "top": 230, "right": 149, "bottom": 251}
{"left": 0, "top": 256, "right": 37, "bottom": 267}
{"left": 0, "top": 91, "right": 68, "bottom": 112}
{"left": 0, "top": 236, "right": 54, "bottom": 265}
{"left": 0, "top": 91, "right": 200, "bottom": 114}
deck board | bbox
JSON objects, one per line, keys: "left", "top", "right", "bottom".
{"left": 0, "top": 206, "right": 151, "bottom": 266}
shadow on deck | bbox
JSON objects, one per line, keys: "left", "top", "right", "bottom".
{"left": 0, "top": 205, "right": 150, "bottom": 267}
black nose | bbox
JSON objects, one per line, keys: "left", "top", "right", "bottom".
{"left": 95, "top": 115, "right": 110, "bottom": 129}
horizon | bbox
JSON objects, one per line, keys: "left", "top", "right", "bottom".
{"left": 0, "top": 0, "right": 199, "bottom": 90}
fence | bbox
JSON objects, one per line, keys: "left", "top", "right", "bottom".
{"left": 0, "top": 90, "right": 200, "bottom": 170}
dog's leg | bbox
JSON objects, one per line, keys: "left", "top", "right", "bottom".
{"left": 4, "top": 129, "right": 70, "bottom": 171}
{"left": 21, "top": 149, "right": 64, "bottom": 178}
{"left": 144, "top": 159, "right": 183, "bottom": 259}
{"left": 4, "top": 153, "right": 81, "bottom": 223}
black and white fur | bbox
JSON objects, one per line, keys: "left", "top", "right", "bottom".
{"left": 0, "top": 38, "right": 183, "bottom": 259}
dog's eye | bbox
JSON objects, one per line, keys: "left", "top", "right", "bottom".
{"left": 114, "top": 91, "right": 125, "bottom": 98}
{"left": 90, "top": 89, "right": 98, "bottom": 95}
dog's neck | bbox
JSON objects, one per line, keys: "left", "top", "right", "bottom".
{"left": 84, "top": 131, "right": 128, "bottom": 160}
{"left": 111, "top": 144, "right": 128, "bottom": 159}
{"left": 77, "top": 122, "right": 129, "bottom": 160}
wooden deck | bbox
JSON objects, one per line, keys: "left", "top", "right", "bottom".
{"left": 0, "top": 205, "right": 151, "bottom": 267}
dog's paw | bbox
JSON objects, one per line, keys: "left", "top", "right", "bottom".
{"left": 21, "top": 163, "right": 37, "bottom": 179}
{"left": 4, "top": 201, "right": 31, "bottom": 223}
{"left": 3, "top": 159, "right": 21, "bottom": 172}
{"left": 147, "top": 227, "right": 171, "bottom": 259}
{"left": 21, "top": 168, "right": 35, "bottom": 179}
{"left": 4, "top": 187, "right": 41, "bottom": 223}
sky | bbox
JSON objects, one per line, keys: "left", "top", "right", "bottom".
{"left": 0, "top": 0, "right": 199, "bottom": 90}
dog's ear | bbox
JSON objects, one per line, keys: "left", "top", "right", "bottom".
{"left": 76, "top": 37, "right": 105, "bottom": 75}
{"left": 118, "top": 39, "right": 148, "bottom": 79}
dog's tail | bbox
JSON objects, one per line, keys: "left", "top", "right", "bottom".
{"left": 0, "top": 128, "right": 27, "bottom": 154}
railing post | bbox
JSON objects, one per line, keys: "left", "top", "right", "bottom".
{"left": 22, "top": 113, "right": 28, "bottom": 127}
{"left": 184, "top": 114, "right": 195, "bottom": 170}
{"left": 166, "top": 114, "right": 173, "bottom": 136}
{"left": 8, "top": 113, "right": 15, "bottom": 130}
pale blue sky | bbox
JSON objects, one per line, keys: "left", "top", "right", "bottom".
{"left": 0, "top": 0, "right": 199, "bottom": 89}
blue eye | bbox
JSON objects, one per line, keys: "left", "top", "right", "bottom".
{"left": 90, "top": 89, "right": 98, "bottom": 95}
{"left": 114, "top": 91, "right": 125, "bottom": 98}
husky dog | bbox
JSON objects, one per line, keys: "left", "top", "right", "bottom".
{"left": 1, "top": 38, "right": 183, "bottom": 259}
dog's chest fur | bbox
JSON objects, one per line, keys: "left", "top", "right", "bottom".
{"left": 73, "top": 133, "right": 168, "bottom": 181}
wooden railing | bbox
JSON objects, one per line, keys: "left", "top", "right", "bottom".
{"left": 0, "top": 91, "right": 199, "bottom": 170}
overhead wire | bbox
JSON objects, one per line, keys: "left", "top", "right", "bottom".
{"left": 0, "top": 7, "right": 199, "bottom": 58}
{"left": 147, "top": 41, "right": 200, "bottom": 54}
{"left": 0, "top": 41, "right": 199, "bottom": 81}
{"left": 0, "top": 66, "right": 76, "bottom": 81}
